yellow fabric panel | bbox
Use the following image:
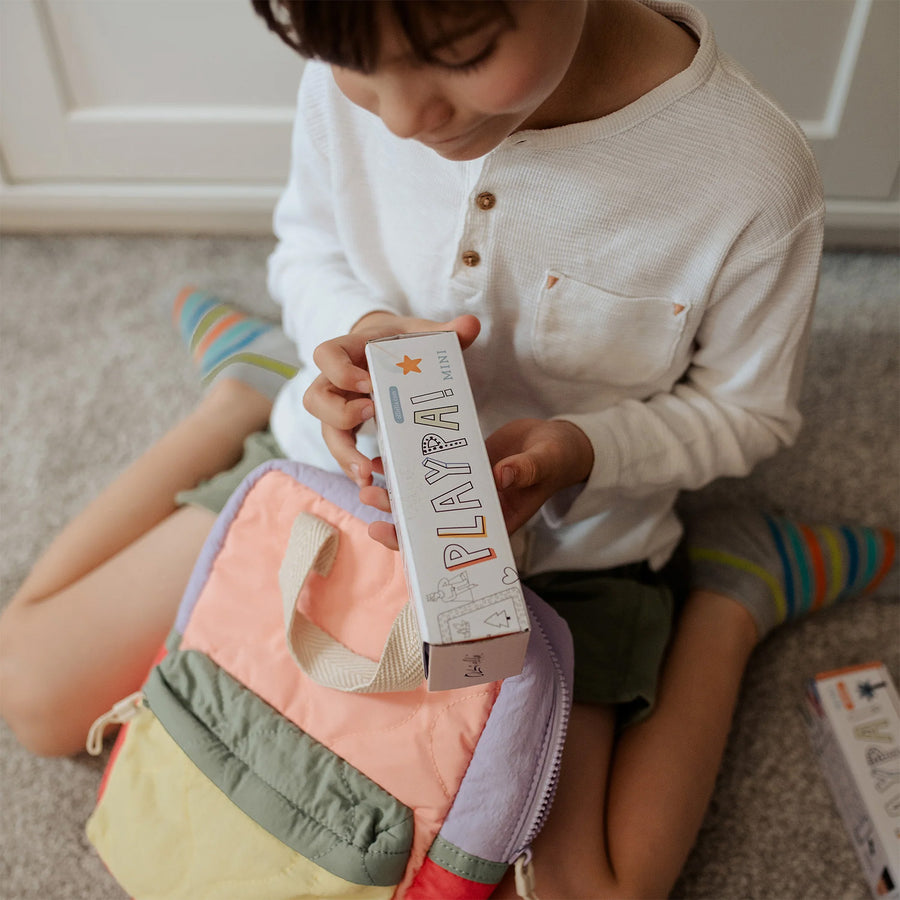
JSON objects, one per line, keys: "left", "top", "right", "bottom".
{"left": 86, "top": 709, "right": 395, "bottom": 900}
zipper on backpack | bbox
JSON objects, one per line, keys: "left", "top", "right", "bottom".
{"left": 508, "top": 610, "right": 572, "bottom": 877}
{"left": 85, "top": 691, "right": 144, "bottom": 756}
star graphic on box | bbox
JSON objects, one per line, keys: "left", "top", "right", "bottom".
{"left": 396, "top": 355, "right": 423, "bottom": 375}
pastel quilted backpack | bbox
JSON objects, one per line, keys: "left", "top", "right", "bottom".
{"left": 85, "top": 460, "right": 573, "bottom": 899}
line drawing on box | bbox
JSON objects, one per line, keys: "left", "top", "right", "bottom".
{"left": 854, "top": 719, "right": 893, "bottom": 744}
{"left": 427, "top": 572, "right": 478, "bottom": 605}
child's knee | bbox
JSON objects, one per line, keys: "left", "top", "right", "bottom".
{"left": 200, "top": 375, "right": 274, "bottom": 424}
{"left": 0, "top": 605, "right": 75, "bottom": 756}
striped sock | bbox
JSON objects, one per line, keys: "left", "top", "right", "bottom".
{"left": 686, "top": 507, "right": 897, "bottom": 639}
{"left": 173, "top": 287, "right": 299, "bottom": 401}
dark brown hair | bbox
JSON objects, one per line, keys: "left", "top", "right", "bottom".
{"left": 251, "top": 0, "right": 512, "bottom": 73}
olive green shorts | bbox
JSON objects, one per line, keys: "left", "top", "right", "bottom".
{"left": 175, "top": 431, "right": 285, "bottom": 513}
{"left": 177, "top": 430, "right": 686, "bottom": 727}
{"left": 525, "top": 558, "right": 687, "bottom": 728}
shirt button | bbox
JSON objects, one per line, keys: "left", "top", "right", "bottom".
{"left": 475, "top": 192, "right": 496, "bottom": 210}
{"left": 461, "top": 250, "right": 481, "bottom": 267}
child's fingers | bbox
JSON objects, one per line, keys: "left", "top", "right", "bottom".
{"left": 492, "top": 449, "right": 555, "bottom": 535}
{"left": 368, "top": 520, "right": 400, "bottom": 551}
{"left": 493, "top": 451, "right": 542, "bottom": 491}
{"left": 359, "top": 483, "right": 391, "bottom": 514}
{"left": 320, "top": 423, "right": 372, "bottom": 486}
{"left": 444, "top": 314, "right": 481, "bottom": 351}
{"left": 359, "top": 483, "right": 397, "bottom": 549}
{"left": 303, "top": 373, "right": 374, "bottom": 431}
{"left": 312, "top": 333, "right": 372, "bottom": 394}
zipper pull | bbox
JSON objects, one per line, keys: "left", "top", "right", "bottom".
{"left": 86, "top": 691, "right": 143, "bottom": 756}
{"left": 514, "top": 849, "right": 541, "bottom": 900}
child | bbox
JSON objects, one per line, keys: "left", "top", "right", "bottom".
{"left": 0, "top": 1, "right": 893, "bottom": 897}
{"left": 245, "top": 3, "right": 893, "bottom": 896}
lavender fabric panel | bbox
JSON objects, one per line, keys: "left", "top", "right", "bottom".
{"left": 526, "top": 589, "right": 575, "bottom": 690}
{"left": 437, "top": 590, "right": 574, "bottom": 862}
{"left": 175, "top": 461, "right": 392, "bottom": 635}
{"left": 284, "top": 461, "right": 393, "bottom": 525}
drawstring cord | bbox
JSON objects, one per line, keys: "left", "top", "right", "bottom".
{"left": 86, "top": 692, "right": 143, "bottom": 756}
{"left": 514, "top": 849, "right": 541, "bottom": 900}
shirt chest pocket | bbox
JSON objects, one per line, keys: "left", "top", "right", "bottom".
{"left": 531, "top": 271, "right": 691, "bottom": 386}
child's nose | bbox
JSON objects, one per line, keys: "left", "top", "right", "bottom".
{"left": 376, "top": 76, "right": 453, "bottom": 141}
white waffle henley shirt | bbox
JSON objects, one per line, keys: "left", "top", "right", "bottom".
{"left": 267, "top": 0, "right": 825, "bottom": 575}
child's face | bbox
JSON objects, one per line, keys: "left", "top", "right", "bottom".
{"left": 330, "top": 1, "right": 590, "bottom": 161}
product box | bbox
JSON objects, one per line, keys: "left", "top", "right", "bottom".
{"left": 365, "top": 332, "right": 530, "bottom": 691}
{"left": 803, "top": 662, "right": 900, "bottom": 899}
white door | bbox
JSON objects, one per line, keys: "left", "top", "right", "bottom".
{"left": 1, "top": 0, "right": 897, "bottom": 240}
{"left": 695, "top": 0, "right": 899, "bottom": 240}
{"left": 0, "top": 0, "right": 304, "bottom": 231}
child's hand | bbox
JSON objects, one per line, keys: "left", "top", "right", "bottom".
{"left": 360, "top": 417, "right": 594, "bottom": 552}
{"left": 486, "top": 418, "right": 594, "bottom": 535}
{"left": 358, "top": 457, "right": 400, "bottom": 550}
{"left": 303, "top": 311, "right": 480, "bottom": 493}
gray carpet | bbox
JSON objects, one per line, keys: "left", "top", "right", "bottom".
{"left": 1, "top": 235, "right": 898, "bottom": 900}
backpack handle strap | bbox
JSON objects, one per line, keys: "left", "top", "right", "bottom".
{"left": 278, "top": 512, "right": 425, "bottom": 693}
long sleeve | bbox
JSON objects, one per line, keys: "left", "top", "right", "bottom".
{"left": 267, "top": 67, "right": 403, "bottom": 366}
{"left": 545, "top": 205, "right": 825, "bottom": 526}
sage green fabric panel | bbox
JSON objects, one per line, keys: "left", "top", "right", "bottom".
{"left": 145, "top": 650, "right": 413, "bottom": 887}
{"left": 426, "top": 834, "right": 508, "bottom": 885}
{"left": 164, "top": 628, "right": 183, "bottom": 654}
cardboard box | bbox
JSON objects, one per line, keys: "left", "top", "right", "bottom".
{"left": 365, "top": 332, "right": 530, "bottom": 691}
{"left": 804, "top": 662, "right": 900, "bottom": 899}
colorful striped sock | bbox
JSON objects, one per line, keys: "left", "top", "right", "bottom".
{"left": 686, "top": 507, "right": 897, "bottom": 639}
{"left": 173, "top": 287, "right": 299, "bottom": 401}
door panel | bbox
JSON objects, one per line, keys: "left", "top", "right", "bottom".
{"left": 1, "top": 0, "right": 302, "bottom": 183}
{"left": 696, "top": 0, "right": 899, "bottom": 204}
{"left": 1, "top": 0, "right": 896, "bottom": 237}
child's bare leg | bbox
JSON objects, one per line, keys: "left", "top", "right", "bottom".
{"left": 0, "top": 507, "right": 217, "bottom": 758}
{"left": 495, "top": 589, "right": 755, "bottom": 900}
{"left": 602, "top": 590, "right": 756, "bottom": 898}
{"left": 0, "top": 378, "right": 271, "bottom": 756}
{"left": 497, "top": 508, "right": 896, "bottom": 898}
{"left": 14, "top": 379, "right": 271, "bottom": 602}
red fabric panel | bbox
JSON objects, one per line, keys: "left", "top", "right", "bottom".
{"left": 405, "top": 857, "right": 497, "bottom": 899}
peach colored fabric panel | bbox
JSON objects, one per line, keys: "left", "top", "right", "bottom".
{"left": 179, "top": 470, "right": 500, "bottom": 896}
